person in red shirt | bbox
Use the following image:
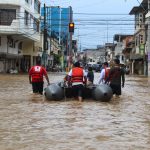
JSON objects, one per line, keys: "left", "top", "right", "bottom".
{"left": 29, "top": 60, "right": 50, "bottom": 95}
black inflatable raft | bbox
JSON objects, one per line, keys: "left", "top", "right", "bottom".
{"left": 44, "top": 82, "right": 113, "bottom": 102}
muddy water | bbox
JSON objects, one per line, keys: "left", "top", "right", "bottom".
{"left": 0, "top": 73, "right": 150, "bottom": 150}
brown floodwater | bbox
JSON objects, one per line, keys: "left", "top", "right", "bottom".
{"left": 0, "top": 72, "right": 150, "bottom": 150}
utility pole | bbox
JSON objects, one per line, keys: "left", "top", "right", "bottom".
{"left": 43, "top": 3, "right": 48, "bottom": 67}
{"left": 68, "top": 6, "right": 73, "bottom": 70}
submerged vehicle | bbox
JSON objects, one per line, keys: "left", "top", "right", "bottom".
{"left": 44, "top": 82, "right": 113, "bottom": 102}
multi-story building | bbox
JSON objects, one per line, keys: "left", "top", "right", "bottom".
{"left": 41, "top": 6, "right": 73, "bottom": 69}
{"left": 113, "top": 34, "right": 133, "bottom": 65}
{"left": 122, "top": 36, "right": 134, "bottom": 74}
{"left": 49, "top": 37, "right": 61, "bottom": 67}
{"left": 0, "top": 0, "right": 41, "bottom": 73}
{"left": 82, "top": 47, "right": 106, "bottom": 65}
{"left": 105, "top": 43, "right": 115, "bottom": 63}
{"left": 129, "top": 1, "right": 148, "bottom": 75}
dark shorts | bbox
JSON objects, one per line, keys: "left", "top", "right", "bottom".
{"left": 110, "top": 83, "right": 121, "bottom": 95}
{"left": 32, "top": 82, "right": 44, "bottom": 95}
{"left": 72, "top": 84, "right": 84, "bottom": 98}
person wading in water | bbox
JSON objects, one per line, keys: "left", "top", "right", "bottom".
{"left": 105, "top": 59, "right": 125, "bottom": 98}
{"left": 68, "top": 61, "right": 87, "bottom": 102}
{"left": 29, "top": 60, "right": 50, "bottom": 95}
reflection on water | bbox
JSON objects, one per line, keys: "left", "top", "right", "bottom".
{"left": 0, "top": 73, "right": 150, "bottom": 150}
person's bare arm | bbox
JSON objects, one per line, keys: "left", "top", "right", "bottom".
{"left": 29, "top": 75, "right": 32, "bottom": 84}
{"left": 45, "top": 74, "right": 50, "bottom": 85}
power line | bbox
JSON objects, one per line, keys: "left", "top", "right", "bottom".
{"left": 14, "top": 11, "right": 132, "bottom": 15}
{"left": 136, "top": 0, "right": 147, "bottom": 12}
{"left": 73, "top": 13, "right": 131, "bottom": 15}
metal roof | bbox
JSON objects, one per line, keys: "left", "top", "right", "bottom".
{"left": 113, "top": 34, "right": 133, "bottom": 42}
{"left": 129, "top": 0, "right": 148, "bottom": 15}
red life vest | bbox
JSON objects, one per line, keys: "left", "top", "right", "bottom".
{"left": 104, "top": 67, "right": 110, "bottom": 80}
{"left": 29, "top": 66, "right": 45, "bottom": 82}
{"left": 72, "top": 67, "right": 83, "bottom": 83}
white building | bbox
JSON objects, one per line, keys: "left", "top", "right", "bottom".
{"left": 0, "top": 0, "right": 41, "bottom": 73}
{"left": 83, "top": 48, "right": 106, "bottom": 64}
{"left": 48, "top": 37, "right": 61, "bottom": 67}
{"left": 105, "top": 43, "right": 115, "bottom": 63}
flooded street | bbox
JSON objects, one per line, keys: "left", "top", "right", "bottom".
{"left": 0, "top": 73, "right": 150, "bottom": 150}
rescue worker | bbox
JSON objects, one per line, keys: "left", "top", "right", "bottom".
{"left": 105, "top": 59, "right": 125, "bottom": 97}
{"left": 29, "top": 60, "right": 50, "bottom": 95}
{"left": 68, "top": 61, "right": 87, "bottom": 102}
{"left": 98, "top": 62, "right": 110, "bottom": 84}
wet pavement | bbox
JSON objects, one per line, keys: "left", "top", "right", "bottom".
{"left": 0, "top": 72, "right": 150, "bottom": 150}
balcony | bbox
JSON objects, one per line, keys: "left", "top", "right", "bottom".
{"left": 0, "top": 0, "right": 20, "bottom": 6}
{"left": 146, "top": 11, "right": 150, "bottom": 18}
{"left": 0, "top": 19, "right": 40, "bottom": 42}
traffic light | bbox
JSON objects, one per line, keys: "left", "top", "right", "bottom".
{"left": 69, "top": 23, "right": 74, "bottom": 33}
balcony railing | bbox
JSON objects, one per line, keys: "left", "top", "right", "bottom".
{"left": 0, "top": 9, "right": 16, "bottom": 26}
{"left": 0, "top": 19, "right": 40, "bottom": 42}
{"left": 0, "top": 0, "right": 20, "bottom": 5}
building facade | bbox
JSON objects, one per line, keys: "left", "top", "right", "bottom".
{"left": 122, "top": 36, "right": 134, "bottom": 74}
{"left": 82, "top": 48, "right": 106, "bottom": 65}
{"left": 0, "top": 0, "right": 41, "bottom": 73}
{"left": 105, "top": 43, "right": 115, "bottom": 64}
{"left": 113, "top": 34, "right": 132, "bottom": 65}
{"left": 129, "top": 0, "right": 148, "bottom": 75}
{"left": 41, "top": 6, "right": 73, "bottom": 69}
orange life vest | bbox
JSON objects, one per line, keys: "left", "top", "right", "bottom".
{"left": 71, "top": 67, "right": 84, "bottom": 83}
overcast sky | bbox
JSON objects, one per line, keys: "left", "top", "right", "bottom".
{"left": 42, "top": 0, "right": 141, "bottom": 50}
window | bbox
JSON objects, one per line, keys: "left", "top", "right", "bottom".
{"left": 139, "top": 34, "right": 144, "bottom": 44}
{"left": 135, "top": 14, "right": 139, "bottom": 28}
{"left": 34, "top": 0, "right": 40, "bottom": 13}
{"left": 8, "top": 38, "right": 15, "bottom": 48}
{"left": 38, "top": 2, "right": 40, "bottom": 13}
{"left": 29, "top": 14, "right": 32, "bottom": 25}
{"left": 33, "top": 18, "right": 39, "bottom": 32}
{"left": 24, "top": 11, "right": 29, "bottom": 25}
{"left": 18, "top": 42, "right": 23, "bottom": 50}
{"left": 139, "top": 13, "right": 143, "bottom": 28}
{"left": 30, "top": 14, "right": 34, "bottom": 26}
{"left": 25, "top": 0, "right": 33, "bottom": 5}
{"left": 0, "top": 9, "right": 16, "bottom": 25}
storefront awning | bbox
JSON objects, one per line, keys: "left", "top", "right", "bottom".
{"left": 0, "top": 53, "right": 23, "bottom": 59}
